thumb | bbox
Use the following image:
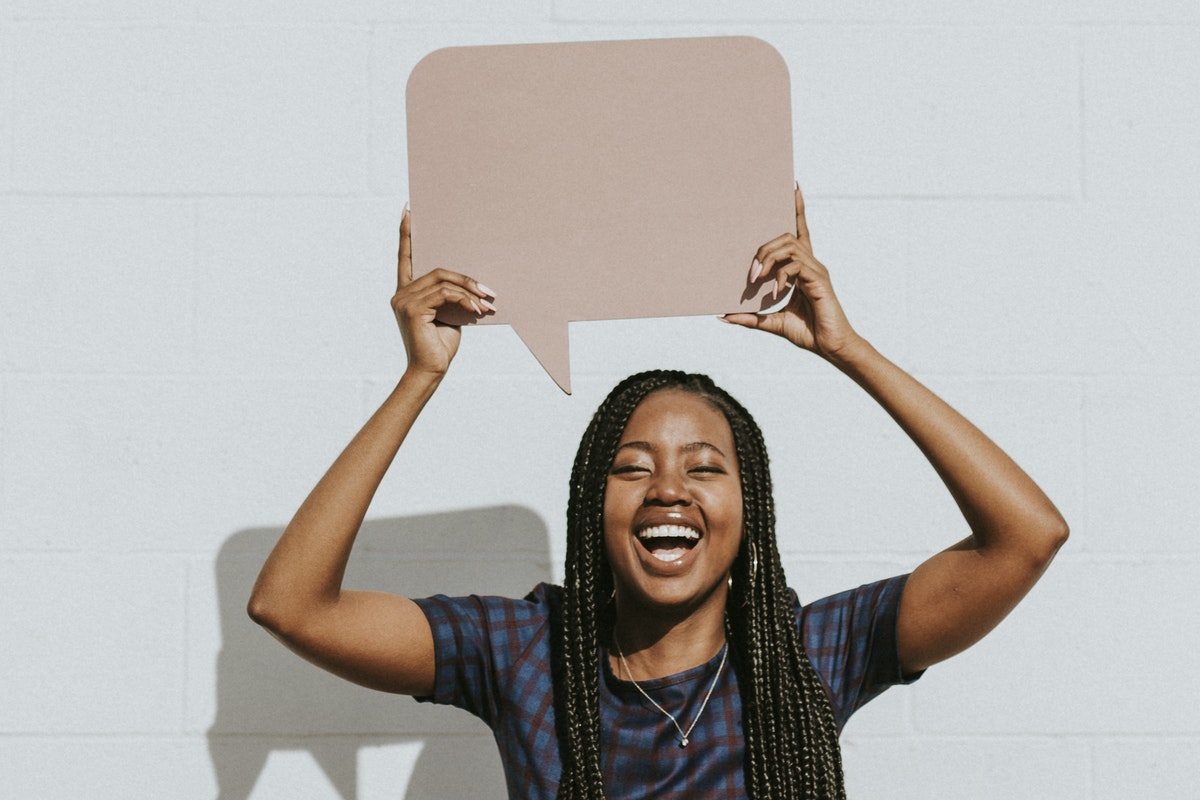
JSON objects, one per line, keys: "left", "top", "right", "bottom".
{"left": 721, "top": 312, "right": 784, "bottom": 336}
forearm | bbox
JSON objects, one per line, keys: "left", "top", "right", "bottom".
{"left": 827, "top": 336, "right": 1068, "bottom": 561}
{"left": 248, "top": 368, "right": 443, "bottom": 633}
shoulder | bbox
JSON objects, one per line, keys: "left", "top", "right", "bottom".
{"left": 414, "top": 582, "right": 560, "bottom": 650}
{"left": 796, "top": 574, "right": 910, "bottom": 635}
{"left": 794, "top": 575, "right": 918, "bottom": 729}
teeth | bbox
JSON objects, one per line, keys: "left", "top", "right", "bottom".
{"left": 653, "top": 551, "right": 684, "bottom": 563}
{"left": 636, "top": 525, "right": 700, "bottom": 541}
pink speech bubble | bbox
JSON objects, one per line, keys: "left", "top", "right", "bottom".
{"left": 406, "top": 37, "right": 794, "bottom": 393}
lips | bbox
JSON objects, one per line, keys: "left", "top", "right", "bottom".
{"left": 635, "top": 523, "right": 702, "bottom": 563}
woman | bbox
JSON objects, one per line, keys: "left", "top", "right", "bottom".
{"left": 248, "top": 187, "right": 1068, "bottom": 799}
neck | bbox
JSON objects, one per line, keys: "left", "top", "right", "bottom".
{"left": 610, "top": 594, "right": 727, "bottom": 680}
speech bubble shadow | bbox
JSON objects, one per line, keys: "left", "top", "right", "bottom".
{"left": 407, "top": 36, "right": 794, "bottom": 393}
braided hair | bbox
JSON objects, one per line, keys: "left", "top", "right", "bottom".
{"left": 551, "top": 370, "right": 846, "bottom": 799}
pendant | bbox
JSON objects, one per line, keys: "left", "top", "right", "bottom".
{"left": 679, "top": 737, "right": 689, "bottom": 748}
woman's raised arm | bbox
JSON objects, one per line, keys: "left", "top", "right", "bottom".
{"left": 247, "top": 208, "right": 496, "bottom": 694}
{"left": 724, "top": 186, "right": 1068, "bottom": 674}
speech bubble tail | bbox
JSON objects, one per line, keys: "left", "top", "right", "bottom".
{"left": 512, "top": 319, "right": 572, "bottom": 394}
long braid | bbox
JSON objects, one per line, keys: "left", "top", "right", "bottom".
{"left": 554, "top": 370, "right": 846, "bottom": 799}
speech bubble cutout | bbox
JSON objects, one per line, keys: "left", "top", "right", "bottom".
{"left": 406, "top": 36, "right": 794, "bottom": 393}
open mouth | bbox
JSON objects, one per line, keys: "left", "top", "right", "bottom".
{"left": 636, "top": 524, "right": 701, "bottom": 563}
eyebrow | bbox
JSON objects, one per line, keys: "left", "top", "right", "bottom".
{"left": 614, "top": 441, "right": 728, "bottom": 458}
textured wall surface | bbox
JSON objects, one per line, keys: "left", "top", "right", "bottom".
{"left": 2, "top": 2, "right": 1197, "bottom": 798}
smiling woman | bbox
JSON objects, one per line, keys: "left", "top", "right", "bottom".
{"left": 605, "top": 389, "right": 744, "bottom": 621}
{"left": 247, "top": 187, "right": 1068, "bottom": 800}
{"left": 547, "top": 370, "right": 851, "bottom": 799}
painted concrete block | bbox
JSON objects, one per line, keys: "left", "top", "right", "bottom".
{"left": 1081, "top": 29, "right": 1200, "bottom": 369}
{"left": 200, "top": 0, "right": 546, "bottom": 22}
{"left": 0, "top": 23, "right": 12, "bottom": 193}
{"left": 194, "top": 198, "right": 399, "bottom": 378}
{"left": 0, "top": 737, "right": 218, "bottom": 800}
{"left": 745, "top": 373, "right": 1077, "bottom": 560}
{"left": 912, "top": 557, "right": 1200, "bottom": 734}
{"left": 1085, "top": 26, "right": 1200, "bottom": 204}
{"left": 775, "top": 26, "right": 1078, "bottom": 197}
{"left": 10, "top": 0, "right": 199, "bottom": 19}
{"left": 0, "top": 377, "right": 361, "bottom": 551}
{"left": 1094, "top": 737, "right": 1200, "bottom": 800}
{"left": 553, "top": 0, "right": 1200, "bottom": 23}
{"left": 360, "top": 737, "right": 503, "bottom": 800}
{"left": 753, "top": 370, "right": 961, "bottom": 558}
{"left": 0, "top": 556, "right": 186, "bottom": 733}
{"left": 12, "top": 24, "right": 369, "bottom": 193}
{"left": 1084, "top": 377, "right": 1200, "bottom": 554}
{"left": 189, "top": 514, "right": 551, "bottom": 735}
{"left": 0, "top": 198, "right": 195, "bottom": 374}
{"left": 192, "top": 516, "right": 544, "bottom": 797}
{"left": 367, "top": 372, "right": 578, "bottom": 564}
{"left": 903, "top": 199, "right": 1153, "bottom": 376}
{"left": 841, "top": 735, "right": 1090, "bottom": 799}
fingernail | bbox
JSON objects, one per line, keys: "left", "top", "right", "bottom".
{"left": 479, "top": 297, "right": 497, "bottom": 312}
{"left": 774, "top": 280, "right": 784, "bottom": 300}
{"left": 403, "top": 201, "right": 410, "bottom": 215}
{"left": 475, "top": 281, "right": 496, "bottom": 298}
{"left": 470, "top": 298, "right": 482, "bottom": 314}
{"left": 749, "top": 259, "right": 762, "bottom": 283}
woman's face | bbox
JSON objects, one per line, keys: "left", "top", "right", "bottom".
{"left": 603, "top": 389, "right": 744, "bottom": 615}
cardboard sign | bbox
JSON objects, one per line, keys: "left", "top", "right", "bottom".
{"left": 406, "top": 36, "right": 794, "bottom": 393}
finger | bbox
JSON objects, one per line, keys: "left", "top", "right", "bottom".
{"left": 397, "top": 204, "right": 413, "bottom": 290}
{"left": 767, "top": 248, "right": 827, "bottom": 300}
{"left": 721, "top": 311, "right": 784, "bottom": 337}
{"left": 754, "top": 238, "right": 802, "bottom": 294}
{"left": 402, "top": 268, "right": 496, "bottom": 306}
{"left": 794, "top": 182, "right": 812, "bottom": 248}
{"left": 406, "top": 280, "right": 493, "bottom": 318}
{"left": 721, "top": 312, "right": 764, "bottom": 328}
{"left": 753, "top": 234, "right": 802, "bottom": 283}
{"left": 398, "top": 281, "right": 482, "bottom": 319}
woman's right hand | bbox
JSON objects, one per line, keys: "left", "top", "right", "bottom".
{"left": 391, "top": 207, "right": 496, "bottom": 378}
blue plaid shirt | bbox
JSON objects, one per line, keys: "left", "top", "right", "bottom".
{"left": 415, "top": 575, "right": 917, "bottom": 799}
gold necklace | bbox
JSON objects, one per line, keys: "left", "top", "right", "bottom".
{"left": 613, "top": 638, "right": 729, "bottom": 748}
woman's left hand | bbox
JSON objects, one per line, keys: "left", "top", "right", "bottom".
{"left": 723, "top": 185, "right": 862, "bottom": 363}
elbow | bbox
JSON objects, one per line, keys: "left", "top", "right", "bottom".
{"left": 246, "top": 591, "right": 276, "bottom": 631}
{"left": 1031, "top": 510, "right": 1070, "bottom": 568}
{"left": 247, "top": 587, "right": 293, "bottom": 637}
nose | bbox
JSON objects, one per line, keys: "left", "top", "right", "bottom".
{"left": 645, "top": 471, "right": 691, "bottom": 506}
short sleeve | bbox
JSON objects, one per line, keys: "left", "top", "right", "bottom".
{"left": 796, "top": 574, "right": 923, "bottom": 732}
{"left": 412, "top": 583, "right": 557, "bottom": 728}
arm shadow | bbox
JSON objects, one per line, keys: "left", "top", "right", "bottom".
{"left": 207, "top": 505, "right": 553, "bottom": 799}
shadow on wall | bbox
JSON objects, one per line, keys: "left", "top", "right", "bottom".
{"left": 208, "top": 506, "right": 554, "bottom": 799}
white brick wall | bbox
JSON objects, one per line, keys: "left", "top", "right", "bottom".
{"left": 2, "top": 2, "right": 1197, "bottom": 797}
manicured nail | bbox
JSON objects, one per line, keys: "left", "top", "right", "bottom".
{"left": 475, "top": 281, "right": 496, "bottom": 298}
{"left": 479, "top": 297, "right": 498, "bottom": 313}
{"left": 749, "top": 259, "right": 763, "bottom": 282}
{"left": 469, "top": 298, "right": 482, "bottom": 314}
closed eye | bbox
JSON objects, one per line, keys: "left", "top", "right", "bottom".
{"left": 610, "top": 464, "right": 650, "bottom": 476}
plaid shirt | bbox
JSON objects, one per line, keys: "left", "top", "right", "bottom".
{"left": 415, "top": 575, "right": 917, "bottom": 799}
